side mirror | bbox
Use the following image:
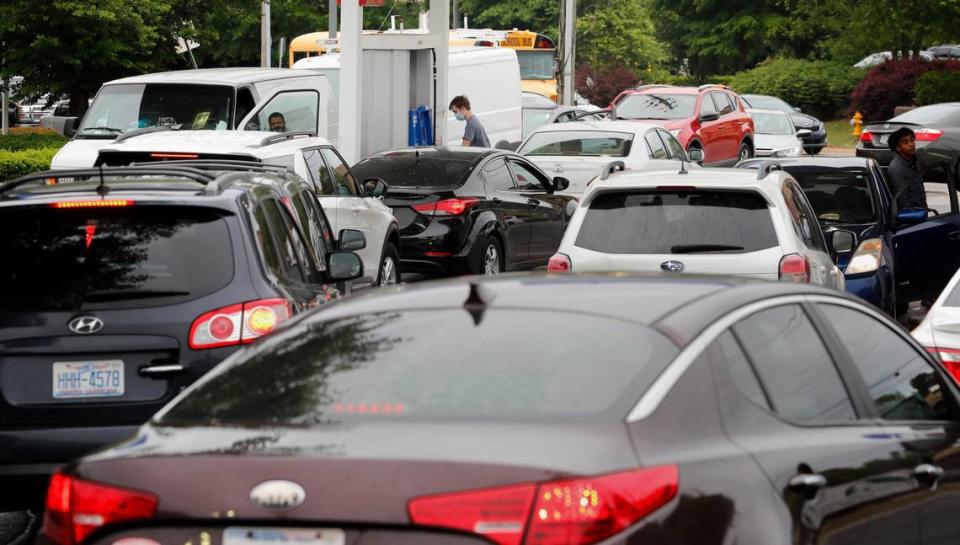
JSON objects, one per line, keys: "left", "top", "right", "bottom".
{"left": 363, "top": 178, "right": 388, "bottom": 197}
{"left": 328, "top": 252, "right": 363, "bottom": 281}
{"left": 688, "top": 148, "right": 705, "bottom": 163}
{"left": 338, "top": 229, "right": 366, "bottom": 251}
{"left": 63, "top": 117, "right": 79, "bottom": 138}
{"left": 796, "top": 129, "right": 812, "bottom": 138}
{"left": 794, "top": 106, "right": 803, "bottom": 113}
{"left": 830, "top": 229, "right": 856, "bottom": 255}
{"left": 553, "top": 176, "right": 570, "bottom": 192}
{"left": 898, "top": 208, "right": 927, "bottom": 225}
{"left": 699, "top": 113, "right": 720, "bottom": 123}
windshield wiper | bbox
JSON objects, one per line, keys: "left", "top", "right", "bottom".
{"left": 670, "top": 244, "right": 744, "bottom": 253}
{"left": 85, "top": 289, "right": 190, "bottom": 302}
{"left": 79, "top": 126, "right": 123, "bottom": 134}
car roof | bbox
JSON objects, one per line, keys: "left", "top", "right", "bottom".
{"left": 528, "top": 120, "right": 663, "bottom": 135}
{"left": 100, "top": 130, "right": 333, "bottom": 158}
{"left": 739, "top": 156, "right": 874, "bottom": 170}
{"left": 580, "top": 166, "right": 794, "bottom": 204}
{"left": 632, "top": 86, "right": 701, "bottom": 95}
{"left": 746, "top": 108, "right": 789, "bottom": 116}
{"left": 105, "top": 68, "right": 319, "bottom": 86}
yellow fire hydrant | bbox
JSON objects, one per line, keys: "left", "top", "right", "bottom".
{"left": 851, "top": 111, "right": 863, "bottom": 137}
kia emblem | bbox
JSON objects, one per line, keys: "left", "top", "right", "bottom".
{"left": 250, "top": 480, "right": 306, "bottom": 512}
{"left": 661, "top": 260, "right": 685, "bottom": 273}
{"left": 68, "top": 316, "right": 104, "bottom": 335}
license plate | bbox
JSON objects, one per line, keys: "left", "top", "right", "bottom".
{"left": 223, "top": 528, "right": 345, "bottom": 545}
{"left": 52, "top": 360, "right": 124, "bottom": 399}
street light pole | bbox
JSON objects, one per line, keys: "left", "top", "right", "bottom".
{"left": 560, "top": 0, "right": 576, "bottom": 105}
{"left": 261, "top": 0, "right": 272, "bottom": 67}
{"left": 452, "top": 0, "right": 459, "bottom": 29}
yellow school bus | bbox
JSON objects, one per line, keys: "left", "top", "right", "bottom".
{"left": 288, "top": 32, "right": 340, "bottom": 67}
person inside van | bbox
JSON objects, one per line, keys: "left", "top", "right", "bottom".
{"left": 449, "top": 95, "right": 489, "bottom": 148}
{"left": 268, "top": 112, "right": 287, "bottom": 133}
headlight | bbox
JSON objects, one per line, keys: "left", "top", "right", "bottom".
{"left": 773, "top": 147, "right": 802, "bottom": 157}
{"left": 846, "top": 238, "right": 883, "bottom": 275}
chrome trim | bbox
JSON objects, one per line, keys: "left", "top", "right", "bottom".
{"left": 627, "top": 294, "right": 880, "bottom": 423}
{"left": 138, "top": 364, "right": 185, "bottom": 376}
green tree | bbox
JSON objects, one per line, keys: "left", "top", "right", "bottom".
{"left": 576, "top": 1, "right": 665, "bottom": 74}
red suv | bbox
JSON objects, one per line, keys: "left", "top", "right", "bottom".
{"left": 611, "top": 84, "right": 755, "bottom": 166}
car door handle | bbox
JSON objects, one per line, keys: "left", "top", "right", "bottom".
{"left": 789, "top": 473, "right": 828, "bottom": 491}
{"left": 913, "top": 463, "right": 944, "bottom": 483}
{"left": 138, "top": 364, "right": 185, "bottom": 376}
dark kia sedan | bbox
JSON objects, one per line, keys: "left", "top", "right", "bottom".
{"left": 856, "top": 102, "right": 960, "bottom": 181}
{"left": 39, "top": 274, "right": 960, "bottom": 545}
{"left": 351, "top": 147, "right": 576, "bottom": 277}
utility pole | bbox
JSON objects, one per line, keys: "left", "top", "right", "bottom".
{"left": 560, "top": 0, "right": 576, "bottom": 105}
{"left": 329, "top": 0, "right": 338, "bottom": 39}
{"left": 261, "top": 0, "right": 272, "bottom": 67}
{"left": 452, "top": 0, "right": 459, "bottom": 29}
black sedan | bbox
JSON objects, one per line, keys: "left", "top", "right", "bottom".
{"left": 352, "top": 147, "right": 576, "bottom": 277}
{"left": 856, "top": 102, "right": 960, "bottom": 182}
{"left": 741, "top": 94, "right": 826, "bottom": 154}
{"left": 38, "top": 274, "right": 960, "bottom": 545}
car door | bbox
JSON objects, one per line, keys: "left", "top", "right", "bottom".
{"left": 506, "top": 158, "right": 566, "bottom": 264}
{"left": 238, "top": 89, "right": 320, "bottom": 134}
{"left": 481, "top": 157, "right": 530, "bottom": 266}
{"left": 717, "top": 303, "right": 920, "bottom": 545}
{"left": 697, "top": 93, "right": 724, "bottom": 164}
{"left": 711, "top": 92, "right": 738, "bottom": 161}
{"left": 815, "top": 302, "right": 960, "bottom": 545}
{"left": 656, "top": 129, "right": 687, "bottom": 162}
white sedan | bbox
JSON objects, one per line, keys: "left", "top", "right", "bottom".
{"left": 517, "top": 120, "right": 694, "bottom": 196}
{"left": 913, "top": 268, "right": 960, "bottom": 380}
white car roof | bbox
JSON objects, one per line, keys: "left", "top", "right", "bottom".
{"left": 527, "top": 120, "right": 664, "bottom": 136}
{"left": 105, "top": 68, "right": 318, "bottom": 87}
{"left": 99, "top": 130, "right": 333, "bottom": 158}
{"left": 581, "top": 166, "right": 793, "bottom": 204}
{"left": 746, "top": 108, "right": 790, "bottom": 117}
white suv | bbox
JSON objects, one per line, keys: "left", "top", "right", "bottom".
{"left": 97, "top": 130, "right": 400, "bottom": 288}
{"left": 547, "top": 162, "right": 845, "bottom": 289}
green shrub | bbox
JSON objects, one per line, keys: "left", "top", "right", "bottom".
{"left": 0, "top": 130, "right": 69, "bottom": 152}
{"left": 729, "top": 58, "right": 864, "bottom": 119}
{"left": 915, "top": 70, "right": 960, "bottom": 106}
{"left": 0, "top": 147, "right": 59, "bottom": 182}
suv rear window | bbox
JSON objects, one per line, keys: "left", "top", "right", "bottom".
{"left": 576, "top": 190, "right": 778, "bottom": 254}
{"left": 0, "top": 206, "right": 234, "bottom": 311}
{"left": 158, "top": 309, "right": 678, "bottom": 424}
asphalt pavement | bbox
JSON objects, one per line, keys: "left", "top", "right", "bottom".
{"left": 0, "top": 512, "right": 36, "bottom": 545}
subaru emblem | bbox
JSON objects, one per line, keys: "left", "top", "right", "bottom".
{"left": 68, "top": 316, "right": 103, "bottom": 335}
{"left": 250, "top": 480, "right": 306, "bottom": 512}
{"left": 661, "top": 260, "right": 685, "bottom": 273}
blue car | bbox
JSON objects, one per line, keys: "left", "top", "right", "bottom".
{"left": 738, "top": 157, "right": 960, "bottom": 315}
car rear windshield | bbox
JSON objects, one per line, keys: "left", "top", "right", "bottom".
{"left": 519, "top": 131, "right": 634, "bottom": 157}
{"left": 891, "top": 104, "right": 960, "bottom": 125}
{"left": 576, "top": 190, "right": 778, "bottom": 254}
{"left": 351, "top": 155, "right": 475, "bottom": 188}
{"left": 158, "top": 309, "right": 677, "bottom": 425}
{"left": 789, "top": 168, "right": 876, "bottom": 223}
{"left": 615, "top": 94, "right": 697, "bottom": 120}
{"left": 751, "top": 112, "right": 794, "bottom": 135}
{"left": 0, "top": 206, "right": 234, "bottom": 311}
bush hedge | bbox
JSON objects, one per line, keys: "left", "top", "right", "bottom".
{"left": 0, "top": 147, "right": 60, "bottom": 182}
{"left": 914, "top": 70, "right": 960, "bottom": 106}
{"left": 0, "top": 128, "right": 69, "bottom": 152}
{"left": 849, "top": 59, "right": 960, "bottom": 122}
{"left": 576, "top": 65, "right": 641, "bottom": 107}
{"left": 729, "top": 58, "right": 864, "bottom": 120}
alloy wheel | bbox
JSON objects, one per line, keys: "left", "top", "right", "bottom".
{"left": 379, "top": 256, "right": 398, "bottom": 286}
{"left": 483, "top": 244, "right": 500, "bottom": 275}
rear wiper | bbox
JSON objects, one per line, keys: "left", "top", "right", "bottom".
{"left": 85, "top": 289, "right": 190, "bottom": 302}
{"left": 670, "top": 244, "right": 744, "bottom": 253}
{"left": 79, "top": 126, "right": 123, "bottom": 134}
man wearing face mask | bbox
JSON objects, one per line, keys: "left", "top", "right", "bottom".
{"left": 449, "top": 95, "right": 490, "bottom": 148}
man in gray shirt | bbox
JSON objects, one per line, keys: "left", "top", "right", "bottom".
{"left": 449, "top": 95, "right": 490, "bottom": 148}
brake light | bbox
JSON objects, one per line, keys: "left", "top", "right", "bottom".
{"left": 413, "top": 198, "right": 480, "bottom": 216}
{"left": 43, "top": 471, "right": 157, "bottom": 545}
{"left": 859, "top": 130, "right": 873, "bottom": 143}
{"left": 547, "top": 253, "right": 571, "bottom": 272}
{"left": 51, "top": 200, "right": 134, "bottom": 209}
{"left": 189, "top": 298, "right": 292, "bottom": 349}
{"left": 926, "top": 346, "right": 960, "bottom": 383}
{"left": 149, "top": 152, "right": 199, "bottom": 159}
{"left": 779, "top": 253, "right": 810, "bottom": 283}
{"left": 409, "top": 466, "right": 678, "bottom": 545}
{"left": 915, "top": 128, "right": 944, "bottom": 142}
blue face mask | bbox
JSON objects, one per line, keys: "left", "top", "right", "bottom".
{"left": 454, "top": 112, "right": 465, "bottom": 122}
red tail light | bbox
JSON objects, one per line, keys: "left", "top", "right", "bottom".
{"left": 547, "top": 253, "right": 571, "bottom": 272}
{"left": 859, "top": 130, "right": 873, "bottom": 143}
{"left": 51, "top": 200, "right": 134, "bottom": 209}
{"left": 915, "top": 128, "right": 944, "bottom": 142}
{"left": 409, "top": 466, "right": 678, "bottom": 545}
{"left": 413, "top": 198, "right": 480, "bottom": 216}
{"left": 43, "top": 471, "right": 157, "bottom": 545}
{"left": 189, "top": 298, "right": 292, "bottom": 349}
{"left": 779, "top": 253, "right": 810, "bottom": 283}
{"left": 926, "top": 346, "right": 960, "bottom": 383}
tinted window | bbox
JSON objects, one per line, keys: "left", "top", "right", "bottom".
{"left": 711, "top": 92, "right": 733, "bottom": 116}
{"left": 616, "top": 94, "right": 697, "bottom": 121}
{"left": 575, "top": 190, "right": 778, "bottom": 254}
{"left": 783, "top": 183, "right": 826, "bottom": 251}
{"left": 79, "top": 83, "right": 234, "bottom": 136}
{"left": 733, "top": 305, "right": 857, "bottom": 423}
{"left": 644, "top": 131, "right": 668, "bottom": 160}
{"left": 820, "top": 305, "right": 951, "bottom": 420}
{"left": 244, "top": 90, "right": 319, "bottom": 134}
{"left": 290, "top": 190, "right": 330, "bottom": 271}
{"left": 711, "top": 331, "right": 771, "bottom": 409}
{"left": 508, "top": 161, "right": 547, "bottom": 191}
{"left": 0, "top": 207, "right": 233, "bottom": 311}
{"left": 158, "top": 309, "right": 679, "bottom": 425}
{"left": 255, "top": 199, "right": 306, "bottom": 283}
{"left": 236, "top": 88, "right": 256, "bottom": 125}
{"left": 352, "top": 154, "right": 475, "bottom": 189}
{"left": 659, "top": 130, "right": 685, "bottom": 160}
{"left": 790, "top": 168, "right": 877, "bottom": 223}
{"left": 519, "top": 131, "right": 634, "bottom": 157}
{"left": 482, "top": 158, "right": 516, "bottom": 192}
{"left": 303, "top": 149, "right": 336, "bottom": 194}
{"left": 320, "top": 149, "right": 358, "bottom": 196}
{"left": 892, "top": 104, "right": 960, "bottom": 125}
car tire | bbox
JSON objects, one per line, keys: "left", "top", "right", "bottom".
{"left": 738, "top": 142, "right": 753, "bottom": 162}
{"left": 471, "top": 235, "right": 503, "bottom": 276}
{"left": 376, "top": 243, "right": 401, "bottom": 287}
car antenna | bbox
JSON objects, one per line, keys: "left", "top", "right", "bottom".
{"left": 678, "top": 157, "right": 688, "bottom": 175}
{"left": 463, "top": 281, "right": 493, "bottom": 326}
{"left": 96, "top": 164, "right": 110, "bottom": 197}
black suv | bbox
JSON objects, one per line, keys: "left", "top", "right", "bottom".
{"left": 0, "top": 163, "right": 364, "bottom": 509}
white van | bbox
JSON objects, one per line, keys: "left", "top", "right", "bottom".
{"left": 50, "top": 68, "right": 336, "bottom": 169}
{"left": 293, "top": 47, "right": 522, "bottom": 149}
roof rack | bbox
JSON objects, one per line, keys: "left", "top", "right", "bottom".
{"left": 257, "top": 130, "right": 317, "bottom": 147}
{"left": 599, "top": 161, "right": 626, "bottom": 181}
{"left": 0, "top": 166, "right": 217, "bottom": 197}
{"left": 698, "top": 84, "right": 731, "bottom": 91}
{"left": 755, "top": 161, "right": 783, "bottom": 180}
{"left": 129, "top": 158, "right": 289, "bottom": 174}
{"left": 635, "top": 84, "right": 673, "bottom": 90}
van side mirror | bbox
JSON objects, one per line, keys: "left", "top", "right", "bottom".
{"left": 794, "top": 106, "right": 803, "bottom": 113}
{"left": 897, "top": 208, "right": 927, "bottom": 225}
{"left": 552, "top": 176, "right": 570, "bottom": 192}
{"left": 328, "top": 252, "right": 363, "bottom": 281}
{"left": 363, "top": 178, "right": 388, "bottom": 197}
{"left": 63, "top": 117, "right": 79, "bottom": 138}
{"left": 338, "top": 229, "right": 366, "bottom": 251}
{"left": 796, "top": 129, "right": 812, "bottom": 138}
{"left": 830, "top": 230, "right": 856, "bottom": 255}
{"left": 688, "top": 148, "right": 705, "bottom": 163}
